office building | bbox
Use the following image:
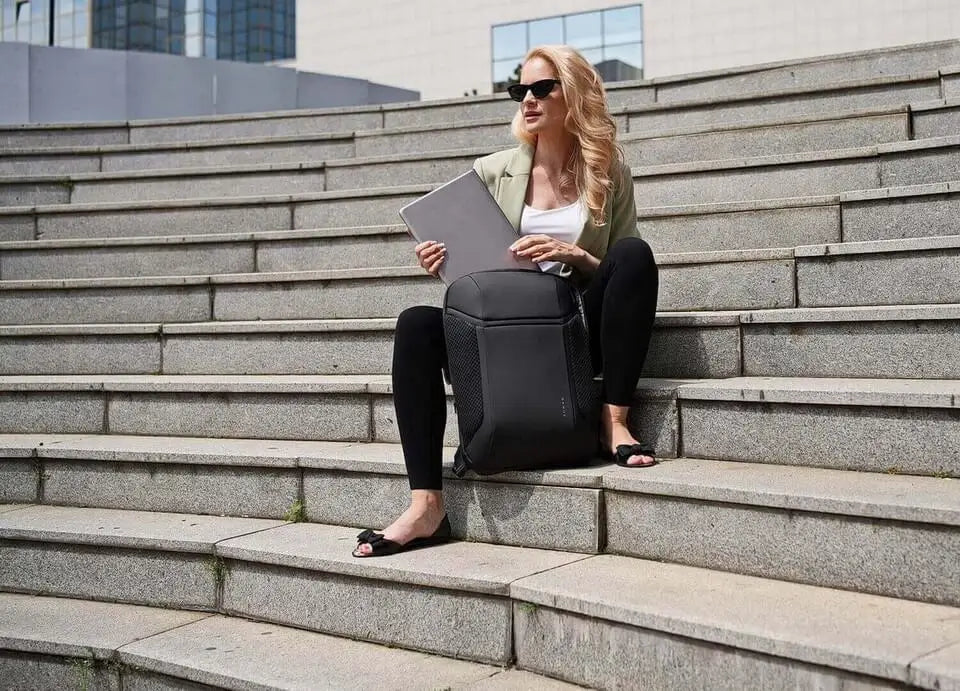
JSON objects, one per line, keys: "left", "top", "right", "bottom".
{"left": 294, "top": 0, "right": 960, "bottom": 100}
{"left": 0, "top": 0, "right": 294, "bottom": 62}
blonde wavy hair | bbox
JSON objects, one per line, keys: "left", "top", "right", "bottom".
{"left": 511, "top": 45, "right": 622, "bottom": 226}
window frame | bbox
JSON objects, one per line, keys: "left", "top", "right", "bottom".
{"left": 490, "top": 3, "right": 644, "bottom": 89}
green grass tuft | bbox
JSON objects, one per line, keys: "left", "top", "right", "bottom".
{"left": 204, "top": 556, "right": 228, "bottom": 587}
{"left": 283, "top": 500, "right": 307, "bottom": 523}
{"left": 71, "top": 657, "right": 94, "bottom": 691}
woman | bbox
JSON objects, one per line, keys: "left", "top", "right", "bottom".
{"left": 353, "top": 45, "right": 659, "bottom": 558}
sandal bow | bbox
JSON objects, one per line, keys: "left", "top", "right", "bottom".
{"left": 356, "top": 529, "right": 384, "bottom": 545}
{"left": 613, "top": 443, "right": 657, "bottom": 468}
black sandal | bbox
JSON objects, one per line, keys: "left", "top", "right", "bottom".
{"left": 603, "top": 442, "right": 658, "bottom": 468}
{"left": 352, "top": 514, "right": 452, "bottom": 558}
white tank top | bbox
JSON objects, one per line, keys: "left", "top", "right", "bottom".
{"left": 519, "top": 198, "right": 586, "bottom": 275}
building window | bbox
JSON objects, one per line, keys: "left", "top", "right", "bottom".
{"left": 491, "top": 4, "right": 643, "bottom": 92}
{"left": 3, "top": 0, "right": 292, "bottom": 63}
{"left": 36, "top": 0, "right": 296, "bottom": 62}
{"left": 0, "top": 0, "right": 89, "bottom": 47}
{"left": 215, "top": 0, "right": 294, "bottom": 62}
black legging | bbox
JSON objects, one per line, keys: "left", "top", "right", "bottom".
{"left": 392, "top": 237, "right": 659, "bottom": 490}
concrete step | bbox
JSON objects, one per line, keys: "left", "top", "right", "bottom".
{"left": 5, "top": 140, "right": 959, "bottom": 247}
{"left": 0, "top": 311, "right": 741, "bottom": 379}
{"left": 4, "top": 235, "right": 957, "bottom": 324}
{"left": 0, "top": 225, "right": 415, "bottom": 279}
{"left": 625, "top": 70, "right": 943, "bottom": 134}
{"left": 510, "top": 554, "right": 960, "bottom": 689}
{"left": 678, "top": 376, "right": 960, "bottom": 477}
{"left": 0, "top": 121, "right": 129, "bottom": 149}
{"left": 912, "top": 97, "right": 960, "bottom": 139}
{"left": 3, "top": 434, "right": 957, "bottom": 603}
{"left": 944, "top": 64, "right": 960, "bottom": 97}
{"left": 0, "top": 187, "right": 428, "bottom": 243}
{"left": 603, "top": 457, "right": 959, "bottom": 606}
{"left": 742, "top": 304, "right": 960, "bottom": 378}
{"left": 0, "top": 504, "right": 586, "bottom": 664}
{"left": 0, "top": 250, "right": 801, "bottom": 323}
{"left": 389, "top": 71, "right": 946, "bottom": 132}
{"left": 840, "top": 179, "right": 960, "bottom": 243}
{"left": 355, "top": 118, "right": 524, "bottom": 159}
{"left": 0, "top": 161, "right": 331, "bottom": 207}
{"left": 0, "top": 121, "right": 514, "bottom": 176}
{"left": 1, "top": 507, "right": 958, "bottom": 689}
{"left": 621, "top": 104, "right": 910, "bottom": 167}
{"left": 0, "top": 434, "right": 610, "bottom": 553}
{"left": 0, "top": 131, "right": 355, "bottom": 178}
{"left": 210, "top": 104, "right": 911, "bottom": 170}
{"left": 0, "top": 148, "right": 476, "bottom": 207}
{"left": 0, "top": 47, "right": 951, "bottom": 152}
{"left": 0, "top": 594, "right": 566, "bottom": 690}
{"left": 639, "top": 177, "right": 960, "bottom": 253}
{"left": 7, "top": 131, "right": 960, "bottom": 210}
{"left": 0, "top": 268, "right": 443, "bottom": 324}
{"left": 634, "top": 135, "right": 960, "bottom": 207}
{"left": 0, "top": 375, "right": 688, "bottom": 456}
{"left": 0, "top": 103, "right": 915, "bottom": 180}
{"left": 640, "top": 195, "right": 842, "bottom": 254}
{"left": 2, "top": 303, "right": 959, "bottom": 380}
{"left": 796, "top": 234, "right": 960, "bottom": 308}
{"left": 39, "top": 229, "right": 437, "bottom": 283}
{"left": 644, "top": 38, "right": 960, "bottom": 104}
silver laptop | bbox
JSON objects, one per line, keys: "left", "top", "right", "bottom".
{"left": 399, "top": 170, "right": 538, "bottom": 284}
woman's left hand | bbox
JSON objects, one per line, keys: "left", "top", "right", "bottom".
{"left": 510, "top": 235, "right": 583, "bottom": 264}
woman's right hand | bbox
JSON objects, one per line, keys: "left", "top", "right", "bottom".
{"left": 415, "top": 240, "right": 447, "bottom": 277}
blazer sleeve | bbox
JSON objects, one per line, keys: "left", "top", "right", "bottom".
{"left": 607, "top": 160, "right": 640, "bottom": 248}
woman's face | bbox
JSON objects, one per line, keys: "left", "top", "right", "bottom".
{"left": 518, "top": 57, "right": 568, "bottom": 137}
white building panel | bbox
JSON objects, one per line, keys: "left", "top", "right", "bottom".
{"left": 294, "top": 0, "right": 960, "bottom": 100}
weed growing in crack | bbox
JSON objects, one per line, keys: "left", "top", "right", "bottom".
{"left": 283, "top": 500, "right": 307, "bottom": 523}
{"left": 204, "top": 556, "right": 228, "bottom": 587}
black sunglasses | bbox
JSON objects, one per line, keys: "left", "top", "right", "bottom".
{"left": 507, "top": 79, "right": 560, "bottom": 102}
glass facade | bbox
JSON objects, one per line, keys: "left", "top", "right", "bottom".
{"left": 217, "top": 0, "right": 295, "bottom": 63}
{"left": 1, "top": 0, "right": 90, "bottom": 48}
{"left": 0, "top": 0, "right": 293, "bottom": 62}
{"left": 92, "top": 0, "right": 294, "bottom": 62}
{"left": 492, "top": 4, "right": 643, "bottom": 91}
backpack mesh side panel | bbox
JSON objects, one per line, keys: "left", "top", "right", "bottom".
{"left": 564, "top": 315, "right": 597, "bottom": 418}
{"left": 443, "top": 314, "right": 484, "bottom": 441}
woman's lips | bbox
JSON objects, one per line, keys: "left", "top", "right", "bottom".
{"left": 524, "top": 111, "right": 541, "bottom": 120}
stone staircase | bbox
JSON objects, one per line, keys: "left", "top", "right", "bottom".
{"left": 1, "top": 39, "right": 959, "bottom": 690}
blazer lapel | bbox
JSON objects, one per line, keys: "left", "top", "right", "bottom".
{"left": 495, "top": 143, "right": 534, "bottom": 231}
{"left": 495, "top": 143, "right": 607, "bottom": 254}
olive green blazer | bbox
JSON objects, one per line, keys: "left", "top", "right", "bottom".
{"left": 472, "top": 142, "right": 639, "bottom": 284}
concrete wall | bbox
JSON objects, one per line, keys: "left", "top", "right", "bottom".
{"left": 0, "top": 42, "right": 418, "bottom": 125}
{"left": 294, "top": 0, "right": 960, "bottom": 100}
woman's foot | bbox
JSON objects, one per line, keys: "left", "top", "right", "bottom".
{"left": 601, "top": 403, "right": 656, "bottom": 467}
{"left": 352, "top": 490, "right": 447, "bottom": 557}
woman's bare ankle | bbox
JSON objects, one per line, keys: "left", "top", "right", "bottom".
{"left": 410, "top": 490, "right": 445, "bottom": 518}
{"left": 601, "top": 402, "right": 630, "bottom": 426}
{"left": 600, "top": 404, "right": 634, "bottom": 445}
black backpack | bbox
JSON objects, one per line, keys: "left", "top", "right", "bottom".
{"left": 443, "top": 270, "right": 600, "bottom": 476}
